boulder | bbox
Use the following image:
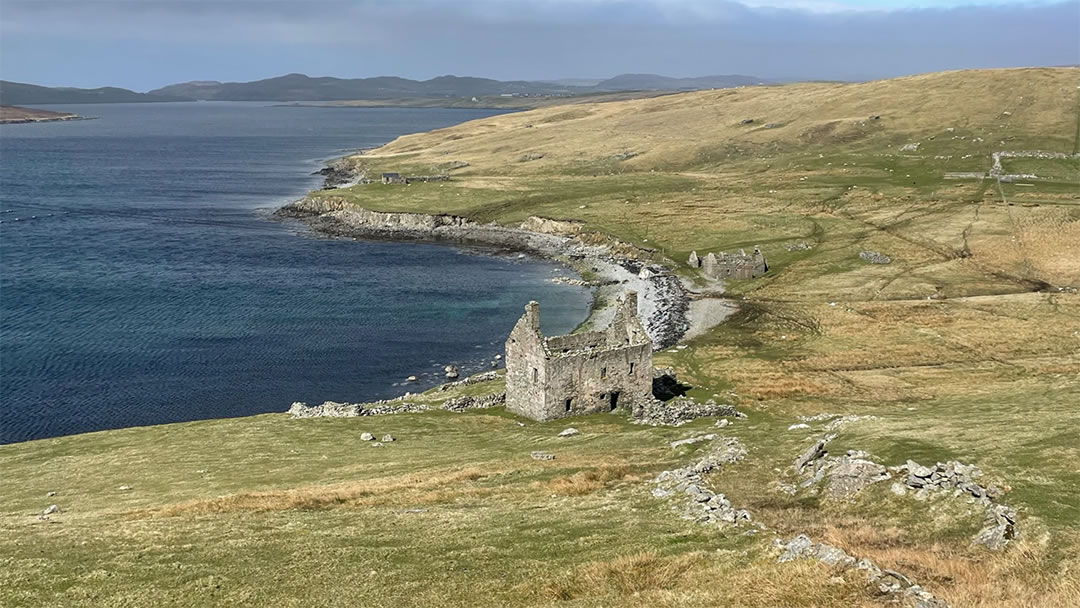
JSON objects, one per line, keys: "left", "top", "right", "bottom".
{"left": 360, "top": 432, "right": 375, "bottom": 441}
{"left": 530, "top": 451, "right": 555, "bottom": 461}
{"left": 381, "top": 434, "right": 396, "bottom": 442}
{"left": 558, "top": 427, "right": 579, "bottom": 437}
{"left": 826, "top": 458, "right": 891, "bottom": 498}
{"left": 793, "top": 433, "right": 836, "bottom": 471}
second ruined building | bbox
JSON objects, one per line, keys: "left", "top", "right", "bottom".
{"left": 688, "top": 246, "right": 768, "bottom": 280}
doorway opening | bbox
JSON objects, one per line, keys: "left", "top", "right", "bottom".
{"left": 565, "top": 398, "right": 573, "bottom": 412}
{"left": 609, "top": 392, "right": 620, "bottom": 410}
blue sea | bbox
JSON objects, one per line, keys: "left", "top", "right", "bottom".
{"left": 0, "top": 102, "right": 591, "bottom": 444}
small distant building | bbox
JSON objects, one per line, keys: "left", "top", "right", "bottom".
{"left": 504, "top": 293, "right": 653, "bottom": 422}
{"left": 688, "top": 246, "right": 768, "bottom": 280}
{"left": 381, "top": 172, "right": 406, "bottom": 185}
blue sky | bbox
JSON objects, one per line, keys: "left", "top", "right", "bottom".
{"left": 1, "top": 0, "right": 1076, "bottom": 90}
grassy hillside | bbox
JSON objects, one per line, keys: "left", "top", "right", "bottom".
{"left": 2, "top": 68, "right": 1078, "bottom": 608}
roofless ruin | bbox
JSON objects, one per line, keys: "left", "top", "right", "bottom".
{"left": 504, "top": 292, "right": 653, "bottom": 422}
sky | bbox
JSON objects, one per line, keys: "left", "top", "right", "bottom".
{"left": 0, "top": 0, "right": 1077, "bottom": 90}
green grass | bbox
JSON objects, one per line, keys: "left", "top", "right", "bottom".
{"left": 5, "top": 68, "right": 1080, "bottom": 608}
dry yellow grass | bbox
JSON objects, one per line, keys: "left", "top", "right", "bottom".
{"left": 541, "top": 463, "right": 645, "bottom": 496}
{"left": 150, "top": 467, "right": 494, "bottom": 516}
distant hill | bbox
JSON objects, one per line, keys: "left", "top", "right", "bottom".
{"left": 148, "top": 73, "right": 587, "bottom": 101}
{"left": 0, "top": 81, "right": 190, "bottom": 105}
{"left": 2, "top": 72, "right": 772, "bottom": 106}
{"left": 148, "top": 73, "right": 773, "bottom": 101}
{"left": 593, "top": 73, "right": 769, "bottom": 91}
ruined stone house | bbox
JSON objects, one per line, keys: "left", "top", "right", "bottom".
{"left": 688, "top": 246, "right": 768, "bottom": 279}
{"left": 505, "top": 293, "right": 653, "bottom": 421}
{"left": 381, "top": 172, "right": 449, "bottom": 185}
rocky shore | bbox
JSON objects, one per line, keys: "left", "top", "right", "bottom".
{"left": 275, "top": 196, "right": 691, "bottom": 348}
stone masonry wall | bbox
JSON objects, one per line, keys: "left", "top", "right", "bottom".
{"left": 505, "top": 302, "right": 548, "bottom": 420}
{"left": 542, "top": 342, "right": 652, "bottom": 418}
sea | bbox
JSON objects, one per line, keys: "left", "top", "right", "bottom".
{"left": 0, "top": 102, "right": 591, "bottom": 444}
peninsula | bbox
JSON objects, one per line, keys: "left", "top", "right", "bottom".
{"left": 0, "top": 105, "right": 84, "bottom": 124}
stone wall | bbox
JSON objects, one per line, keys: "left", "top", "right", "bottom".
{"left": 505, "top": 302, "right": 549, "bottom": 420}
{"left": 541, "top": 341, "right": 652, "bottom": 418}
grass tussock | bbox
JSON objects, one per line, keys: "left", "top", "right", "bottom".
{"left": 149, "top": 467, "right": 492, "bottom": 517}
{"left": 541, "top": 464, "right": 644, "bottom": 496}
{"left": 542, "top": 551, "right": 702, "bottom": 600}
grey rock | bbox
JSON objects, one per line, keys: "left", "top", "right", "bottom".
{"left": 42, "top": 504, "right": 60, "bottom": 516}
{"left": 558, "top": 427, "right": 580, "bottom": 437}
{"left": 777, "top": 534, "right": 815, "bottom": 562}
{"left": 860, "top": 251, "right": 892, "bottom": 264}
{"left": 370, "top": 442, "right": 384, "bottom": 448}
{"left": 793, "top": 433, "right": 836, "bottom": 471}
{"left": 360, "top": 432, "right": 375, "bottom": 441}
{"left": 815, "top": 544, "right": 856, "bottom": 568}
{"left": 973, "top": 504, "right": 1017, "bottom": 550}
{"left": 530, "top": 451, "right": 555, "bottom": 461}
{"left": 826, "top": 458, "right": 891, "bottom": 498}
{"left": 381, "top": 434, "right": 396, "bottom": 442}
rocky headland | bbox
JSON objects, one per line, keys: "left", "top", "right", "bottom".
{"left": 0, "top": 105, "right": 86, "bottom": 124}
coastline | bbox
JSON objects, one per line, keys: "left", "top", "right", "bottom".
{"left": 275, "top": 194, "right": 693, "bottom": 349}
{"left": 0, "top": 105, "right": 93, "bottom": 125}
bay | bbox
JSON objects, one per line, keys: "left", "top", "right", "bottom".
{"left": 0, "top": 102, "right": 591, "bottom": 444}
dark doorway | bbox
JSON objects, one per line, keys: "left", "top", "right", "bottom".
{"left": 609, "top": 392, "right": 620, "bottom": 410}
{"left": 565, "top": 398, "right": 573, "bottom": 412}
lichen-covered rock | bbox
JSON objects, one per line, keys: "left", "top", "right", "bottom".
{"left": 793, "top": 433, "right": 836, "bottom": 471}
{"left": 973, "top": 504, "right": 1017, "bottom": 550}
{"left": 825, "top": 457, "right": 891, "bottom": 498}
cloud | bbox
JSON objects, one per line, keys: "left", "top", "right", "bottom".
{"left": 1, "top": 0, "right": 1076, "bottom": 89}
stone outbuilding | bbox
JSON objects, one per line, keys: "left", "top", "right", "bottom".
{"left": 381, "top": 172, "right": 406, "bottom": 185}
{"left": 688, "top": 246, "right": 768, "bottom": 279}
{"left": 504, "top": 292, "right": 653, "bottom": 422}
